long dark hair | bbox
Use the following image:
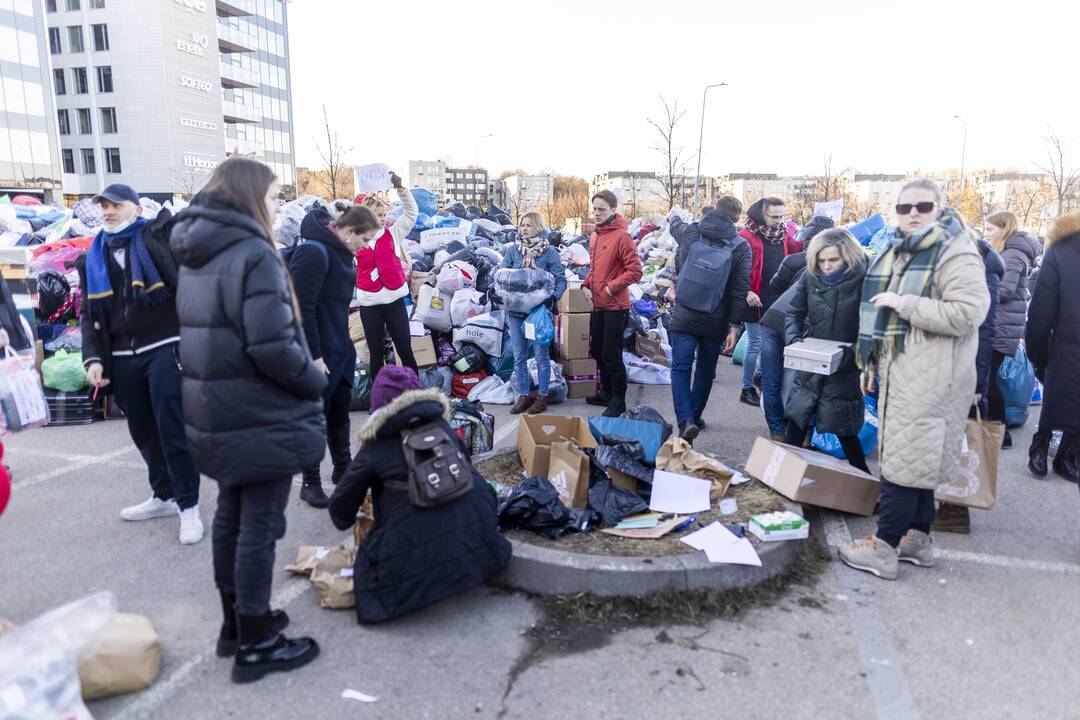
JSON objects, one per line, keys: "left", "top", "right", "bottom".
{"left": 200, "top": 157, "right": 277, "bottom": 246}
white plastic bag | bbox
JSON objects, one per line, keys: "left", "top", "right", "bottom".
{"left": 452, "top": 311, "right": 505, "bottom": 356}
{"left": 415, "top": 284, "right": 453, "bottom": 333}
{"left": 527, "top": 359, "right": 568, "bottom": 404}
{"left": 623, "top": 352, "right": 671, "bottom": 385}
{"left": 450, "top": 289, "right": 491, "bottom": 328}
{"left": 561, "top": 243, "right": 590, "bottom": 267}
{"left": 436, "top": 261, "right": 477, "bottom": 294}
{"left": 467, "top": 375, "right": 508, "bottom": 404}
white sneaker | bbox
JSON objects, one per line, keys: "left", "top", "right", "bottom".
{"left": 121, "top": 495, "right": 179, "bottom": 521}
{"left": 178, "top": 505, "right": 204, "bottom": 545}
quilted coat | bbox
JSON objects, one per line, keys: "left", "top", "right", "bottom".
{"left": 993, "top": 231, "right": 1039, "bottom": 356}
{"left": 875, "top": 230, "right": 991, "bottom": 490}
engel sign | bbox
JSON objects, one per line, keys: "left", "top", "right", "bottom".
{"left": 173, "top": 0, "right": 208, "bottom": 12}
{"left": 176, "top": 32, "right": 210, "bottom": 57}
{"left": 178, "top": 74, "right": 213, "bottom": 93}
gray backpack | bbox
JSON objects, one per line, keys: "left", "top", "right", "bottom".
{"left": 389, "top": 420, "right": 473, "bottom": 508}
{"left": 676, "top": 240, "right": 734, "bottom": 313}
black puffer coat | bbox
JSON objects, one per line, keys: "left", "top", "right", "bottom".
{"left": 783, "top": 263, "right": 867, "bottom": 436}
{"left": 170, "top": 192, "right": 327, "bottom": 485}
{"left": 994, "top": 231, "right": 1039, "bottom": 356}
{"left": 328, "top": 389, "right": 512, "bottom": 624}
{"left": 975, "top": 239, "right": 1004, "bottom": 401}
{"left": 1026, "top": 213, "right": 1080, "bottom": 433}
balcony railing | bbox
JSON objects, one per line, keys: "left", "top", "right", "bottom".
{"left": 219, "top": 62, "right": 258, "bottom": 89}
{"left": 217, "top": 25, "right": 256, "bottom": 53}
{"left": 216, "top": 0, "right": 254, "bottom": 17}
{"left": 222, "top": 100, "right": 260, "bottom": 124}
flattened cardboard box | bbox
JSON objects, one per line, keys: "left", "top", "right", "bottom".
{"left": 517, "top": 414, "right": 598, "bottom": 479}
{"left": 745, "top": 437, "right": 879, "bottom": 516}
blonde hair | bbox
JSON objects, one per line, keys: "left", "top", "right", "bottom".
{"left": 898, "top": 177, "right": 943, "bottom": 205}
{"left": 519, "top": 211, "right": 548, "bottom": 233}
{"left": 361, "top": 195, "right": 388, "bottom": 211}
{"left": 985, "top": 210, "right": 1019, "bottom": 251}
{"left": 805, "top": 228, "right": 866, "bottom": 277}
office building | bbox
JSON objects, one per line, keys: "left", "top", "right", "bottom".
{"left": 0, "top": 0, "right": 63, "bottom": 201}
{"left": 408, "top": 159, "right": 447, "bottom": 196}
{"left": 445, "top": 167, "right": 487, "bottom": 207}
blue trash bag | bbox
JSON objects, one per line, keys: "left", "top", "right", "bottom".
{"left": 588, "top": 416, "right": 665, "bottom": 465}
{"left": 868, "top": 226, "right": 896, "bottom": 255}
{"left": 414, "top": 213, "right": 434, "bottom": 232}
{"left": 848, "top": 214, "right": 885, "bottom": 246}
{"left": 410, "top": 188, "right": 438, "bottom": 217}
{"left": 1031, "top": 382, "right": 1042, "bottom": 405}
{"left": 633, "top": 299, "right": 659, "bottom": 319}
{"left": 524, "top": 305, "right": 555, "bottom": 346}
{"left": 731, "top": 330, "right": 748, "bottom": 365}
{"left": 812, "top": 395, "right": 879, "bottom": 460}
{"left": 486, "top": 332, "right": 525, "bottom": 381}
{"left": 998, "top": 344, "right": 1036, "bottom": 428}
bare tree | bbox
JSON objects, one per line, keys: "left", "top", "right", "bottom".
{"left": 169, "top": 166, "right": 208, "bottom": 200}
{"left": 648, "top": 96, "right": 695, "bottom": 210}
{"left": 1038, "top": 128, "right": 1080, "bottom": 216}
{"left": 315, "top": 105, "right": 352, "bottom": 200}
{"left": 508, "top": 178, "right": 531, "bottom": 224}
{"left": 1006, "top": 177, "right": 1052, "bottom": 230}
{"left": 813, "top": 154, "right": 845, "bottom": 202}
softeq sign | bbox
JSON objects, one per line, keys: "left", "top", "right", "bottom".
{"left": 173, "top": 0, "right": 208, "bottom": 13}
{"left": 178, "top": 74, "right": 213, "bottom": 93}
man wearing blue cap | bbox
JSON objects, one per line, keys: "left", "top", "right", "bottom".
{"left": 76, "top": 184, "right": 203, "bottom": 544}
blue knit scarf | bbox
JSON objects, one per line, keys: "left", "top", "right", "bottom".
{"left": 86, "top": 218, "right": 169, "bottom": 304}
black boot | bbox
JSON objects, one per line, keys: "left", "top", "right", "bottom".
{"left": 1053, "top": 434, "right": 1080, "bottom": 483}
{"left": 1002, "top": 429, "right": 1013, "bottom": 449}
{"left": 216, "top": 591, "right": 290, "bottom": 657}
{"left": 602, "top": 395, "right": 627, "bottom": 418}
{"left": 585, "top": 391, "right": 611, "bottom": 407}
{"left": 299, "top": 467, "right": 329, "bottom": 508}
{"left": 232, "top": 612, "right": 319, "bottom": 684}
{"left": 328, "top": 426, "right": 352, "bottom": 486}
{"left": 678, "top": 420, "right": 700, "bottom": 444}
{"left": 1029, "top": 432, "right": 1050, "bottom": 477}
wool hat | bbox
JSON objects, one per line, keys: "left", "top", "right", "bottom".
{"left": 370, "top": 365, "right": 420, "bottom": 411}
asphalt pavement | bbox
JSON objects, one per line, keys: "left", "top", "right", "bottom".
{"left": 1, "top": 356, "right": 1077, "bottom": 719}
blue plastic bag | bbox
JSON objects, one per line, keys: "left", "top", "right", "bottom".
{"left": 998, "top": 344, "right": 1036, "bottom": 428}
{"left": 588, "top": 416, "right": 665, "bottom": 465}
{"left": 868, "top": 226, "right": 896, "bottom": 255}
{"left": 731, "top": 331, "right": 748, "bottom": 365}
{"left": 523, "top": 306, "right": 554, "bottom": 346}
{"left": 812, "top": 396, "right": 878, "bottom": 460}
{"left": 847, "top": 214, "right": 885, "bottom": 246}
{"left": 633, "top": 299, "right": 659, "bottom": 319}
{"left": 410, "top": 188, "right": 438, "bottom": 217}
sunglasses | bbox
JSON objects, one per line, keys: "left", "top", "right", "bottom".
{"left": 895, "top": 202, "right": 937, "bottom": 215}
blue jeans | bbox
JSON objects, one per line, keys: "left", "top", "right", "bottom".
{"left": 759, "top": 326, "right": 786, "bottom": 435}
{"left": 508, "top": 313, "right": 550, "bottom": 396}
{"left": 741, "top": 322, "right": 762, "bottom": 389}
{"left": 670, "top": 331, "right": 725, "bottom": 424}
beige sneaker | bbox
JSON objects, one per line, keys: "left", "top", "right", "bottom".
{"left": 838, "top": 535, "right": 898, "bottom": 580}
{"left": 898, "top": 530, "right": 935, "bottom": 567}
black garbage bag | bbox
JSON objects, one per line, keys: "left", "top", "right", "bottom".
{"left": 435, "top": 247, "right": 478, "bottom": 274}
{"left": 546, "top": 230, "right": 563, "bottom": 246}
{"left": 472, "top": 254, "right": 495, "bottom": 293}
{"left": 622, "top": 405, "right": 673, "bottom": 444}
{"left": 584, "top": 449, "right": 648, "bottom": 526}
{"left": 498, "top": 229, "right": 520, "bottom": 245}
{"left": 445, "top": 202, "right": 468, "bottom": 219}
{"left": 411, "top": 256, "right": 434, "bottom": 273}
{"left": 467, "top": 237, "right": 495, "bottom": 252}
{"left": 445, "top": 240, "right": 467, "bottom": 255}
{"left": 349, "top": 361, "right": 372, "bottom": 411}
{"left": 450, "top": 342, "right": 487, "bottom": 374}
{"left": 492, "top": 213, "right": 512, "bottom": 227}
{"left": 465, "top": 205, "right": 485, "bottom": 221}
{"left": 593, "top": 438, "right": 654, "bottom": 486}
{"left": 36, "top": 270, "right": 71, "bottom": 321}
{"left": 487, "top": 203, "right": 510, "bottom": 221}
{"left": 472, "top": 223, "right": 499, "bottom": 242}
{"left": 498, "top": 476, "right": 578, "bottom": 539}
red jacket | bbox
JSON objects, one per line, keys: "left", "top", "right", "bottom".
{"left": 583, "top": 215, "right": 642, "bottom": 311}
{"left": 355, "top": 226, "right": 408, "bottom": 306}
{"left": 740, "top": 221, "right": 803, "bottom": 296}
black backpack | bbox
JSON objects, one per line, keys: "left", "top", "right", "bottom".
{"left": 675, "top": 240, "right": 734, "bottom": 313}
{"left": 389, "top": 420, "right": 473, "bottom": 508}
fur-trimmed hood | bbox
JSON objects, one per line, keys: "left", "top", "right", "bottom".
{"left": 1050, "top": 211, "right": 1080, "bottom": 246}
{"left": 357, "top": 388, "right": 451, "bottom": 446}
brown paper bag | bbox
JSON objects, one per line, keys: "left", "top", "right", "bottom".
{"left": 284, "top": 545, "right": 332, "bottom": 576}
{"left": 348, "top": 312, "right": 366, "bottom": 343}
{"left": 935, "top": 416, "right": 1003, "bottom": 510}
{"left": 656, "top": 436, "right": 733, "bottom": 500}
{"left": 548, "top": 440, "right": 590, "bottom": 508}
{"left": 310, "top": 545, "right": 356, "bottom": 609}
{"left": 77, "top": 614, "right": 161, "bottom": 700}
{"left": 634, "top": 334, "right": 669, "bottom": 367}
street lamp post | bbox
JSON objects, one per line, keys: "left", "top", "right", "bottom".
{"left": 953, "top": 115, "right": 967, "bottom": 197}
{"left": 694, "top": 82, "right": 728, "bottom": 215}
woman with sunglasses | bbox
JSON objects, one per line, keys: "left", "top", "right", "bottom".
{"left": 839, "top": 178, "right": 989, "bottom": 581}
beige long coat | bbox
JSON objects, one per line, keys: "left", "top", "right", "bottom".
{"left": 876, "top": 233, "right": 991, "bottom": 489}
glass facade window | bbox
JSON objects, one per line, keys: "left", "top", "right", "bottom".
{"left": 53, "top": 68, "right": 66, "bottom": 95}
{"left": 67, "top": 26, "right": 83, "bottom": 53}
{"left": 77, "top": 107, "right": 91, "bottom": 134}
{"left": 66, "top": 0, "right": 80, "bottom": 9}
{"left": 95, "top": 65, "right": 112, "bottom": 92}
{"left": 91, "top": 23, "right": 108, "bottom": 51}
{"left": 47, "top": 0, "right": 58, "bottom": 11}
{"left": 90, "top": 0, "right": 105, "bottom": 7}
{"left": 72, "top": 67, "right": 87, "bottom": 93}
{"left": 104, "top": 148, "right": 121, "bottom": 174}
{"left": 62, "top": 149, "right": 75, "bottom": 173}
{"left": 48, "top": 27, "right": 61, "bottom": 54}
{"left": 100, "top": 107, "right": 116, "bottom": 133}
{"left": 80, "top": 148, "right": 95, "bottom": 174}
{"left": 58, "top": 109, "right": 70, "bottom": 135}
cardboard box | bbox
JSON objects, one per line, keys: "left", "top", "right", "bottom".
{"left": 557, "top": 313, "right": 591, "bottom": 360}
{"left": 409, "top": 271, "right": 435, "bottom": 301}
{"left": 558, "top": 285, "right": 593, "bottom": 314}
{"left": 410, "top": 334, "right": 437, "bottom": 368}
{"left": 783, "top": 338, "right": 849, "bottom": 375}
{"left": 566, "top": 376, "right": 598, "bottom": 399}
{"left": 348, "top": 312, "right": 366, "bottom": 343}
{"left": 749, "top": 511, "right": 810, "bottom": 542}
{"left": 744, "top": 437, "right": 879, "bottom": 516}
{"left": 548, "top": 440, "right": 590, "bottom": 508}
{"left": 606, "top": 467, "right": 640, "bottom": 493}
{"left": 562, "top": 358, "right": 597, "bottom": 377}
{"left": 517, "top": 414, "right": 598, "bottom": 479}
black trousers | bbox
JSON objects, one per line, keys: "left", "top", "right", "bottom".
{"left": 875, "top": 477, "right": 935, "bottom": 548}
{"left": 784, "top": 420, "right": 870, "bottom": 475}
{"left": 359, "top": 298, "right": 416, "bottom": 382}
{"left": 212, "top": 477, "right": 291, "bottom": 616}
{"left": 111, "top": 346, "right": 200, "bottom": 510}
{"left": 987, "top": 350, "right": 1007, "bottom": 423}
{"left": 304, "top": 379, "right": 352, "bottom": 479}
{"left": 589, "top": 309, "right": 628, "bottom": 400}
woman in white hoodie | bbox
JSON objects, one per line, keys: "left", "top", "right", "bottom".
{"left": 354, "top": 172, "right": 418, "bottom": 380}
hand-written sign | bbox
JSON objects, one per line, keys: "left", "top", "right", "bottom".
{"left": 354, "top": 164, "right": 393, "bottom": 194}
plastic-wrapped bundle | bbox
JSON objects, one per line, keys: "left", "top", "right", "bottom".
{"left": 473, "top": 246, "right": 504, "bottom": 267}
{"left": 493, "top": 268, "right": 555, "bottom": 315}
{"left": 465, "top": 205, "right": 484, "bottom": 221}
{"left": 445, "top": 202, "right": 468, "bottom": 219}
{"left": 273, "top": 203, "right": 306, "bottom": 246}
{"left": 471, "top": 253, "right": 496, "bottom": 293}
{"left": 473, "top": 218, "right": 502, "bottom": 237}
{"left": 411, "top": 256, "right": 434, "bottom": 274}
{"left": 404, "top": 241, "right": 426, "bottom": 262}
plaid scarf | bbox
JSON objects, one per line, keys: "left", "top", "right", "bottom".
{"left": 516, "top": 234, "right": 549, "bottom": 269}
{"left": 856, "top": 210, "right": 965, "bottom": 368}
{"left": 746, "top": 216, "right": 786, "bottom": 244}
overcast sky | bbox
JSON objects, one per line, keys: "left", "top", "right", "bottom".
{"left": 288, "top": 0, "right": 1077, "bottom": 180}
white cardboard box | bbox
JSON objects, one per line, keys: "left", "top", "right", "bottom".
{"left": 748, "top": 511, "right": 810, "bottom": 542}
{"left": 783, "top": 338, "right": 850, "bottom": 375}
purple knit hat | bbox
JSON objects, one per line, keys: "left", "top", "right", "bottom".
{"left": 370, "top": 365, "right": 420, "bottom": 411}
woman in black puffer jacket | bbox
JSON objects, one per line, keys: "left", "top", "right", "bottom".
{"left": 783, "top": 228, "right": 870, "bottom": 473}
{"left": 171, "top": 157, "right": 326, "bottom": 684}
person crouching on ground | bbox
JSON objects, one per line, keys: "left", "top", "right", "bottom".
{"left": 840, "top": 178, "right": 989, "bottom": 581}
{"left": 582, "top": 190, "right": 643, "bottom": 417}
{"left": 328, "top": 366, "right": 511, "bottom": 624}
{"left": 782, "top": 228, "right": 870, "bottom": 473}
{"left": 291, "top": 202, "right": 382, "bottom": 509}
{"left": 76, "top": 183, "right": 203, "bottom": 545}
{"left": 501, "top": 211, "right": 566, "bottom": 415}
{"left": 171, "top": 157, "right": 327, "bottom": 683}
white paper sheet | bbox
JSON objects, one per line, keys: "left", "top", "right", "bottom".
{"left": 354, "top": 163, "right": 393, "bottom": 194}
{"left": 342, "top": 689, "right": 379, "bottom": 703}
{"left": 648, "top": 470, "right": 712, "bottom": 513}
{"left": 680, "top": 522, "right": 762, "bottom": 566}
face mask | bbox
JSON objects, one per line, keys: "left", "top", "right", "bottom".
{"left": 103, "top": 217, "right": 134, "bottom": 234}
